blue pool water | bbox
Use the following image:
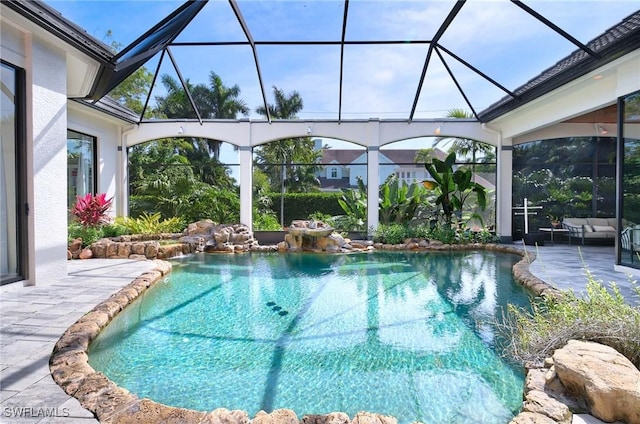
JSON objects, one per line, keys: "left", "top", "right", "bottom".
{"left": 88, "top": 251, "right": 532, "bottom": 424}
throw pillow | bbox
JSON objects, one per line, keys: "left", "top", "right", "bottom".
{"left": 592, "top": 225, "right": 616, "bottom": 232}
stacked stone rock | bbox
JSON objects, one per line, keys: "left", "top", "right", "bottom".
{"left": 510, "top": 340, "right": 640, "bottom": 424}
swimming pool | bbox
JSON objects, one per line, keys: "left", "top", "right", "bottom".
{"left": 88, "top": 251, "right": 531, "bottom": 424}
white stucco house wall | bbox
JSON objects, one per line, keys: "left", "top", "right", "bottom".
{"left": 1, "top": 2, "right": 136, "bottom": 286}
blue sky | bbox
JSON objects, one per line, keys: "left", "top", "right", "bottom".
{"left": 46, "top": 0, "right": 639, "bottom": 123}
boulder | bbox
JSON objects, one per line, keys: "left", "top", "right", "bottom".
{"left": 203, "top": 408, "right": 250, "bottom": 424}
{"left": 79, "top": 248, "right": 93, "bottom": 259}
{"left": 352, "top": 412, "right": 396, "bottom": 424}
{"left": 552, "top": 340, "right": 640, "bottom": 424}
{"left": 69, "top": 238, "right": 83, "bottom": 259}
{"left": 253, "top": 409, "right": 299, "bottom": 424}
{"left": 508, "top": 411, "right": 557, "bottom": 424}
{"left": 303, "top": 412, "right": 350, "bottom": 424}
{"left": 522, "top": 390, "right": 572, "bottom": 423}
{"left": 185, "top": 219, "right": 216, "bottom": 236}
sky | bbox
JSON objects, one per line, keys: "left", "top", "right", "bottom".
{"left": 45, "top": 0, "right": 640, "bottom": 124}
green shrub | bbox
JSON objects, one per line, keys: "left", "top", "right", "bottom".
{"left": 101, "top": 222, "right": 130, "bottom": 238}
{"left": 115, "top": 212, "right": 185, "bottom": 234}
{"left": 373, "top": 224, "right": 410, "bottom": 244}
{"left": 372, "top": 222, "right": 497, "bottom": 245}
{"left": 501, "top": 274, "right": 640, "bottom": 367}
{"left": 68, "top": 222, "right": 105, "bottom": 247}
{"left": 253, "top": 213, "right": 282, "bottom": 231}
{"left": 266, "top": 192, "right": 343, "bottom": 225}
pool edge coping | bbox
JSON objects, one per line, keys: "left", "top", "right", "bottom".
{"left": 49, "top": 245, "right": 555, "bottom": 424}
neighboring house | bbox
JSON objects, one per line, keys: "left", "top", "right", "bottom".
{"left": 317, "top": 147, "right": 495, "bottom": 192}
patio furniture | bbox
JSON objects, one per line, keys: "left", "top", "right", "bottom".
{"left": 621, "top": 226, "right": 640, "bottom": 253}
{"left": 562, "top": 217, "right": 617, "bottom": 245}
{"left": 539, "top": 227, "right": 570, "bottom": 245}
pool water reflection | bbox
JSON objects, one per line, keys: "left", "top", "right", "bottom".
{"left": 88, "top": 251, "right": 532, "bottom": 424}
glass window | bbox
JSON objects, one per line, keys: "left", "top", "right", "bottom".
{"left": 67, "top": 130, "right": 96, "bottom": 211}
{"left": 619, "top": 91, "right": 640, "bottom": 269}
{"left": 512, "top": 137, "right": 617, "bottom": 239}
{"left": 1, "top": 61, "right": 26, "bottom": 285}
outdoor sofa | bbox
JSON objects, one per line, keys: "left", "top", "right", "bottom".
{"left": 562, "top": 217, "right": 617, "bottom": 245}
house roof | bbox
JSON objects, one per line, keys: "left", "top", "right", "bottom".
{"left": 3, "top": 0, "right": 113, "bottom": 64}
{"left": 321, "top": 148, "right": 448, "bottom": 165}
{"left": 72, "top": 97, "right": 140, "bottom": 125}
{"left": 479, "top": 10, "right": 640, "bottom": 122}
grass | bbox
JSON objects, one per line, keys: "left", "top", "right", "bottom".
{"left": 500, "top": 265, "right": 640, "bottom": 368}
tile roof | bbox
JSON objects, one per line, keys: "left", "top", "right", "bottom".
{"left": 479, "top": 10, "right": 640, "bottom": 122}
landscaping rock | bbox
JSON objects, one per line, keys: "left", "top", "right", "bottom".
{"left": 303, "top": 412, "right": 350, "bottom": 424}
{"left": 79, "top": 248, "right": 93, "bottom": 259}
{"left": 69, "top": 238, "right": 83, "bottom": 259}
{"left": 352, "top": 412, "right": 396, "bottom": 424}
{"left": 203, "top": 408, "right": 250, "bottom": 424}
{"left": 552, "top": 340, "right": 640, "bottom": 424}
{"left": 253, "top": 409, "right": 299, "bottom": 424}
{"left": 508, "top": 411, "right": 557, "bottom": 424}
{"left": 522, "top": 390, "right": 572, "bottom": 423}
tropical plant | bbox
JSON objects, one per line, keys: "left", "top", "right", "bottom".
{"left": 68, "top": 223, "right": 105, "bottom": 247}
{"left": 114, "top": 212, "right": 184, "bottom": 234}
{"left": 337, "top": 177, "right": 368, "bottom": 231}
{"left": 71, "top": 193, "right": 113, "bottom": 227}
{"left": 423, "top": 152, "right": 487, "bottom": 226}
{"left": 155, "top": 72, "right": 248, "bottom": 160}
{"left": 434, "top": 109, "right": 495, "bottom": 161}
{"left": 253, "top": 213, "right": 282, "bottom": 231}
{"left": 379, "top": 175, "right": 429, "bottom": 224}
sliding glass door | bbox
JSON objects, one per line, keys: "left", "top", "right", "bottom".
{"left": 1, "top": 61, "right": 27, "bottom": 285}
{"left": 618, "top": 91, "right": 640, "bottom": 269}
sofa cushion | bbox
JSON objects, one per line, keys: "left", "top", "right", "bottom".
{"left": 586, "top": 231, "right": 615, "bottom": 239}
{"left": 584, "top": 225, "right": 594, "bottom": 232}
{"left": 607, "top": 218, "right": 617, "bottom": 228}
{"left": 592, "top": 225, "right": 616, "bottom": 232}
{"left": 564, "top": 218, "right": 588, "bottom": 226}
{"left": 587, "top": 218, "right": 610, "bottom": 227}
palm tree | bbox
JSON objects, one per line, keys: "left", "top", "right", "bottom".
{"left": 254, "top": 86, "right": 321, "bottom": 226}
{"left": 155, "top": 72, "right": 248, "bottom": 160}
{"left": 435, "top": 108, "right": 494, "bottom": 161}
{"left": 205, "top": 72, "right": 248, "bottom": 159}
{"left": 256, "top": 86, "right": 303, "bottom": 119}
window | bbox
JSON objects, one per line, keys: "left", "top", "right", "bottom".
{"left": 67, "top": 130, "right": 97, "bottom": 210}
{"left": 619, "top": 90, "right": 640, "bottom": 269}
{"left": 1, "top": 61, "right": 27, "bottom": 285}
{"left": 329, "top": 167, "right": 338, "bottom": 179}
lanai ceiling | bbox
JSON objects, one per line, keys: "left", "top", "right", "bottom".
{"left": 41, "top": 0, "right": 640, "bottom": 124}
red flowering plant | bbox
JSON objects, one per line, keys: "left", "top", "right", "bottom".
{"left": 71, "top": 193, "right": 113, "bottom": 227}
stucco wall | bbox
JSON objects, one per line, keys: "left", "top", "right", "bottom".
{"left": 31, "top": 38, "right": 69, "bottom": 284}
{"left": 67, "top": 105, "right": 125, "bottom": 219}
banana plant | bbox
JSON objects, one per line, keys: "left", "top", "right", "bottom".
{"left": 338, "top": 177, "right": 367, "bottom": 230}
{"left": 423, "top": 152, "right": 487, "bottom": 226}
{"left": 379, "top": 175, "right": 427, "bottom": 224}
